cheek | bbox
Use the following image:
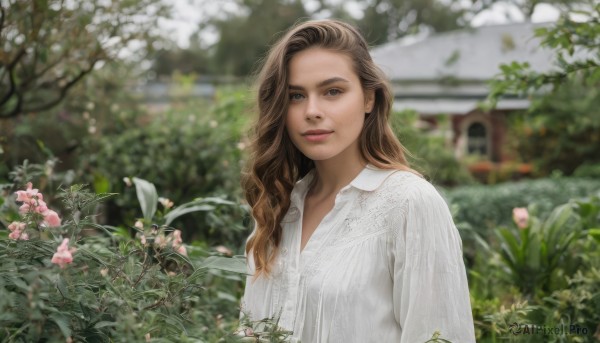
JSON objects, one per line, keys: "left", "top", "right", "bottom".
{"left": 284, "top": 112, "right": 294, "bottom": 134}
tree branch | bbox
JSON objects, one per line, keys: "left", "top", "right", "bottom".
{"left": 20, "top": 53, "right": 69, "bottom": 89}
{"left": 24, "top": 60, "right": 98, "bottom": 114}
{"left": 0, "top": 49, "right": 27, "bottom": 107}
{"left": 0, "top": 6, "right": 5, "bottom": 37}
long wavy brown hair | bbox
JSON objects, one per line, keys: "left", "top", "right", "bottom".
{"left": 242, "top": 19, "right": 416, "bottom": 279}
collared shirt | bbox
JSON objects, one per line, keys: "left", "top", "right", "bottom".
{"left": 241, "top": 164, "right": 475, "bottom": 343}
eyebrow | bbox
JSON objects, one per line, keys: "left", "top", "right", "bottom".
{"left": 288, "top": 77, "right": 350, "bottom": 90}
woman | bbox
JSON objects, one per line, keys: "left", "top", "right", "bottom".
{"left": 239, "top": 19, "right": 475, "bottom": 343}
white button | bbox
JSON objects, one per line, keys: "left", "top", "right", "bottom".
{"left": 282, "top": 248, "right": 288, "bottom": 255}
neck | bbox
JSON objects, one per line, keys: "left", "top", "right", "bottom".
{"left": 309, "top": 155, "right": 367, "bottom": 198}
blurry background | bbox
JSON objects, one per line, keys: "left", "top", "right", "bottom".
{"left": 1, "top": 0, "right": 599, "bottom": 340}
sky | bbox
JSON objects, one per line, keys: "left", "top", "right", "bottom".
{"left": 160, "top": 0, "right": 563, "bottom": 49}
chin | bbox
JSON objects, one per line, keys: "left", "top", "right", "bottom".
{"left": 301, "top": 151, "right": 340, "bottom": 162}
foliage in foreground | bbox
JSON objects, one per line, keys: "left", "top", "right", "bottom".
{"left": 0, "top": 162, "right": 262, "bottom": 342}
{"left": 468, "top": 194, "right": 600, "bottom": 342}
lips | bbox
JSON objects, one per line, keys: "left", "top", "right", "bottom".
{"left": 302, "top": 130, "right": 333, "bottom": 142}
{"left": 302, "top": 129, "right": 334, "bottom": 136}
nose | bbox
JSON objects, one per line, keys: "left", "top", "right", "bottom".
{"left": 305, "top": 96, "right": 322, "bottom": 120}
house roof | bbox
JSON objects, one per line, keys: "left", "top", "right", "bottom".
{"left": 371, "top": 22, "right": 559, "bottom": 82}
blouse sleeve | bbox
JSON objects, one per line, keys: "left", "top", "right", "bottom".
{"left": 390, "top": 180, "right": 476, "bottom": 343}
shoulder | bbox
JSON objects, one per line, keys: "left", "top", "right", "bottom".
{"left": 381, "top": 170, "right": 446, "bottom": 206}
{"left": 374, "top": 170, "right": 454, "bottom": 234}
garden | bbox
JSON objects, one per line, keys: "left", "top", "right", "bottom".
{"left": 1, "top": 1, "right": 599, "bottom": 342}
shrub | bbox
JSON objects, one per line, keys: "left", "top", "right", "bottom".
{"left": 469, "top": 195, "right": 600, "bottom": 342}
{"left": 0, "top": 163, "right": 254, "bottom": 342}
{"left": 443, "top": 177, "right": 600, "bottom": 233}
{"left": 390, "top": 110, "right": 474, "bottom": 187}
{"left": 573, "top": 163, "right": 600, "bottom": 179}
{"left": 77, "top": 88, "right": 252, "bottom": 247}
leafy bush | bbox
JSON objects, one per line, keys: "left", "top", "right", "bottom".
{"left": 390, "top": 110, "right": 474, "bottom": 186}
{"left": 468, "top": 194, "right": 600, "bottom": 342}
{"left": 77, "top": 88, "right": 252, "bottom": 247}
{"left": 495, "top": 201, "right": 589, "bottom": 298}
{"left": 443, "top": 177, "right": 600, "bottom": 233}
{"left": 505, "top": 78, "right": 600, "bottom": 176}
{"left": 0, "top": 161, "right": 305, "bottom": 342}
{"left": 573, "top": 163, "right": 600, "bottom": 179}
{"left": 486, "top": 7, "right": 600, "bottom": 177}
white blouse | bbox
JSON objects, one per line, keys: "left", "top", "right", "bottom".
{"left": 241, "top": 164, "right": 475, "bottom": 343}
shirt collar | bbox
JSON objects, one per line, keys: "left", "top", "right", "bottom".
{"left": 294, "top": 163, "right": 398, "bottom": 197}
{"left": 350, "top": 163, "right": 398, "bottom": 191}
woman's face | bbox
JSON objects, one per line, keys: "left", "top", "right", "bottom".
{"left": 285, "top": 47, "right": 374, "bottom": 164}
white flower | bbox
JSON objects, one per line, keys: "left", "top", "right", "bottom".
{"left": 158, "top": 197, "right": 174, "bottom": 209}
{"left": 123, "top": 177, "right": 132, "bottom": 187}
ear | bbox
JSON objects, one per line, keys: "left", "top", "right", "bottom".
{"left": 364, "top": 89, "right": 375, "bottom": 114}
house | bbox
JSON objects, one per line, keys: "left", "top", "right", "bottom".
{"left": 371, "top": 22, "right": 560, "bottom": 166}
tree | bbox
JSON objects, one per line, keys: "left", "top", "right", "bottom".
{"left": 487, "top": 4, "right": 599, "bottom": 102}
{"left": 207, "top": 0, "right": 308, "bottom": 76}
{"left": 354, "top": 0, "right": 466, "bottom": 45}
{"left": 0, "top": 0, "right": 170, "bottom": 119}
{"left": 486, "top": 4, "right": 600, "bottom": 175}
{"left": 466, "top": 0, "right": 584, "bottom": 19}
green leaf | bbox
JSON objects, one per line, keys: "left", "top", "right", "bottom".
{"left": 93, "top": 173, "right": 111, "bottom": 194}
{"left": 49, "top": 313, "right": 71, "bottom": 339}
{"left": 217, "top": 291, "right": 238, "bottom": 302}
{"left": 11, "top": 277, "right": 29, "bottom": 291}
{"left": 198, "top": 256, "right": 248, "bottom": 274}
{"left": 56, "top": 276, "right": 69, "bottom": 298}
{"left": 196, "top": 196, "right": 236, "bottom": 205}
{"left": 497, "top": 228, "right": 520, "bottom": 266}
{"left": 164, "top": 203, "right": 215, "bottom": 226}
{"left": 94, "top": 321, "right": 117, "bottom": 329}
{"left": 588, "top": 228, "right": 600, "bottom": 243}
{"left": 132, "top": 177, "right": 158, "bottom": 221}
{"left": 187, "top": 268, "right": 208, "bottom": 284}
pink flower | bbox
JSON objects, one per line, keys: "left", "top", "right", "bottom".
{"left": 512, "top": 207, "right": 529, "bottom": 229}
{"left": 8, "top": 221, "right": 26, "bottom": 232}
{"left": 172, "top": 229, "right": 183, "bottom": 246}
{"left": 176, "top": 245, "right": 187, "bottom": 256}
{"left": 15, "top": 182, "right": 39, "bottom": 202}
{"left": 171, "top": 230, "right": 187, "bottom": 256}
{"left": 19, "top": 203, "right": 30, "bottom": 215}
{"left": 42, "top": 209, "right": 61, "bottom": 227}
{"left": 15, "top": 190, "right": 29, "bottom": 202}
{"left": 51, "top": 238, "right": 76, "bottom": 268}
{"left": 36, "top": 199, "right": 48, "bottom": 213}
{"left": 7, "top": 221, "right": 28, "bottom": 240}
{"left": 15, "top": 182, "right": 50, "bottom": 216}
{"left": 8, "top": 230, "right": 29, "bottom": 240}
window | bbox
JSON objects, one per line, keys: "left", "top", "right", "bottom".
{"left": 467, "top": 122, "right": 487, "bottom": 155}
